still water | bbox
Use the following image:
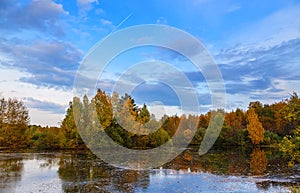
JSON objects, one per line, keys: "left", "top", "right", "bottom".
{"left": 0, "top": 148, "right": 299, "bottom": 193}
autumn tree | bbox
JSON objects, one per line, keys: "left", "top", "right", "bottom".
{"left": 225, "top": 108, "right": 246, "bottom": 133}
{"left": 279, "top": 92, "right": 300, "bottom": 166}
{"left": 271, "top": 101, "right": 288, "bottom": 135}
{"left": 198, "top": 114, "right": 209, "bottom": 129}
{"left": 32, "top": 126, "right": 65, "bottom": 149}
{"left": 246, "top": 107, "right": 265, "bottom": 145}
{"left": 137, "top": 104, "right": 150, "bottom": 124}
{"left": 0, "top": 98, "right": 30, "bottom": 148}
{"left": 148, "top": 128, "right": 170, "bottom": 147}
{"left": 0, "top": 98, "right": 29, "bottom": 125}
{"left": 94, "top": 89, "right": 113, "bottom": 129}
{"left": 60, "top": 98, "right": 84, "bottom": 148}
{"left": 281, "top": 92, "right": 300, "bottom": 134}
{"left": 162, "top": 115, "right": 180, "bottom": 137}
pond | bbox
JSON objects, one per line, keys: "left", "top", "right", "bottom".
{"left": 0, "top": 148, "right": 299, "bottom": 193}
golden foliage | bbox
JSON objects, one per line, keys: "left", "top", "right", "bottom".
{"left": 250, "top": 148, "right": 267, "bottom": 175}
{"left": 94, "top": 89, "right": 113, "bottom": 129}
{"left": 246, "top": 108, "right": 265, "bottom": 145}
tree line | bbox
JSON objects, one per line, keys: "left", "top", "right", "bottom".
{"left": 0, "top": 89, "right": 299, "bottom": 164}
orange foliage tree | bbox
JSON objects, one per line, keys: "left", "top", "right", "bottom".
{"left": 246, "top": 108, "right": 265, "bottom": 145}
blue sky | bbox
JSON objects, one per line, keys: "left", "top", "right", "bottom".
{"left": 0, "top": 0, "right": 300, "bottom": 126}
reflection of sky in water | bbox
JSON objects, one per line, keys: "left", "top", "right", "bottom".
{"left": 4, "top": 159, "right": 61, "bottom": 193}
{"left": 22, "top": 160, "right": 61, "bottom": 192}
{"left": 145, "top": 170, "right": 283, "bottom": 193}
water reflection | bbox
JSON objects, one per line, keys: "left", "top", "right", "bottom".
{"left": 58, "top": 152, "right": 150, "bottom": 192}
{"left": 0, "top": 148, "right": 298, "bottom": 193}
{"left": 0, "top": 157, "right": 23, "bottom": 192}
{"left": 250, "top": 148, "right": 267, "bottom": 176}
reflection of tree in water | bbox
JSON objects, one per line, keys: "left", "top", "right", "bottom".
{"left": 226, "top": 150, "right": 249, "bottom": 175}
{"left": 250, "top": 148, "right": 267, "bottom": 175}
{"left": 0, "top": 158, "right": 24, "bottom": 191}
{"left": 58, "top": 151, "right": 150, "bottom": 193}
{"left": 164, "top": 149, "right": 249, "bottom": 175}
{"left": 163, "top": 150, "right": 196, "bottom": 171}
{"left": 35, "top": 153, "right": 60, "bottom": 169}
{"left": 109, "top": 169, "right": 149, "bottom": 193}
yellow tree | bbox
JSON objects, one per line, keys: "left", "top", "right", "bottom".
{"left": 246, "top": 108, "right": 265, "bottom": 145}
{"left": 115, "top": 96, "right": 141, "bottom": 135}
{"left": 94, "top": 88, "right": 113, "bottom": 129}
{"left": 0, "top": 98, "right": 30, "bottom": 148}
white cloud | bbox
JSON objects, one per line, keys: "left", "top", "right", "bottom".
{"left": 100, "top": 18, "right": 113, "bottom": 26}
{"left": 147, "top": 103, "right": 211, "bottom": 119}
{"left": 95, "top": 8, "right": 104, "bottom": 14}
{"left": 77, "top": 0, "right": 99, "bottom": 14}
{"left": 77, "top": 0, "right": 99, "bottom": 6}
{"left": 230, "top": 4, "right": 300, "bottom": 47}
{"left": 0, "top": 38, "right": 83, "bottom": 88}
{"left": 156, "top": 17, "right": 168, "bottom": 25}
{"left": 0, "top": 0, "right": 68, "bottom": 36}
{"left": 24, "top": 97, "right": 67, "bottom": 114}
{"left": 148, "top": 104, "right": 182, "bottom": 119}
{"left": 29, "top": 108, "right": 65, "bottom": 126}
{"left": 272, "top": 78, "right": 300, "bottom": 96}
{"left": 0, "top": 67, "right": 72, "bottom": 126}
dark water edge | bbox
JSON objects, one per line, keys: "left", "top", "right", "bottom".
{"left": 0, "top": 147, "right": 299, "bottom": 193}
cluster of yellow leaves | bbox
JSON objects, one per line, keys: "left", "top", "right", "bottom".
{"left": 246, "top": 108, "right": 265, "bottom": 145}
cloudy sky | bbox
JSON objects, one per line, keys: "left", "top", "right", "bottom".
{"left": 0, "top": 0, "right": 300, "bottom": 126}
